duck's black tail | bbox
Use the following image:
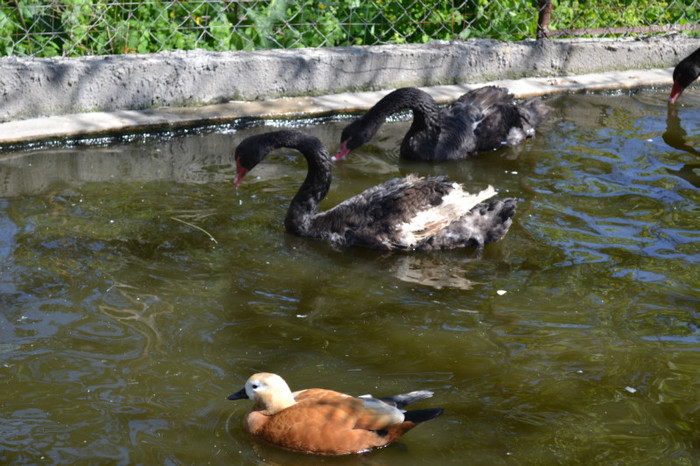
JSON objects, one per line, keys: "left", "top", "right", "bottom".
{"left": 404, "top": 407, "right": 445, "bottom": 423}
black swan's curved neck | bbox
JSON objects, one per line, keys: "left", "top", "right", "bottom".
{"left": 676, "top": 47, "right": 700, "bottom": 86}
{"left": 364, "top": 88, "right": 440, "bottom": 140}
{"left": 238, "top": 130, "right": 332, "bottom": 236}
{"left": 278, "top": 133, "right": 332, "bottom": 236}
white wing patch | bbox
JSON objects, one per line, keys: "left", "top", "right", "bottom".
{"left": 357, "top": 395, "right": 406, "bottom": 424}
{"left": 394, "top": 184, "right": 497, "bottom": 247}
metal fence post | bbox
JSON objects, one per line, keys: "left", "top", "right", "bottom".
{"left": 537, "top": 0, "right": 553, "bottom": 39}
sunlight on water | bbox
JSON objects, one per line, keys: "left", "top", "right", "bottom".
{"left": 0, "top": 88, "right": 698, "bottom": 464}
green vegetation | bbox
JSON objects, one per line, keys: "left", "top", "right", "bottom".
{"left": 551, "top": 0, "right": 697, "bottom": 32}
{"left": 0, "top": 0, "right": 697, "bottom": 57}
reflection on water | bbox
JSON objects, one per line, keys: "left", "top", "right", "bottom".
{"left": 0, "top": 89, "right": 699, "bottom": 464}
{"left": 664, "top": 104, "right": 700, "bottom": 156}
{"left": 388, "top": 254, "right": 480, "bottom": 290}
{"left": 663, "top": 104, "right": 700, "bottom": 187}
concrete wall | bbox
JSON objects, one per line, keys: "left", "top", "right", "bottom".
{"left": 2, "top": 35, "right": 699, "bottom": 123}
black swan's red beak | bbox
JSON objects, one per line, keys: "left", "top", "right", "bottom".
{"left": 669, "top": 81, "right": 684, "bottom": 104}
{"left": 234, "top": 159, "right": 248, "bottom": 187}
{"left": 332, "top": 141, "right": 350, "bottom": 162}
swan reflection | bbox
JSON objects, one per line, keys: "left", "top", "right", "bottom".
{"left": 662, "top": 104, "right": 700, "bottom": 187}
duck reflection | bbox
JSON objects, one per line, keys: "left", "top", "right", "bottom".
{"left": 663, "top": 104, "right": 700, "bottom": 187}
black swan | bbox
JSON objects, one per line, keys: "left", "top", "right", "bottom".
{"left": 670, "top": 47, "right": 700, "bottom": 104}
{"left": 234, "top": 130, "right": 516, "bottom": 251}
{"left": 333, "top": 86, "right": 549, "bottom": 162}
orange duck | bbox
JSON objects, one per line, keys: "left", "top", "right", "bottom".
{"left": 227, "top": 372, "right": 444, "bottom": 455}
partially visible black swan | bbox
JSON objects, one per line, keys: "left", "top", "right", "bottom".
{"left": 333, "top": 86, "right": 549, "bottom": 162}
{"left": 234, "top": 130, "right": 516, "bottom": 251}
{"left": 670, "top": 47, "right": 700, "bottom": 104}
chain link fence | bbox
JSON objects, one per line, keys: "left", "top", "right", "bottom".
{"left": 1, "top": 1, "right": 699, "bottom": 58}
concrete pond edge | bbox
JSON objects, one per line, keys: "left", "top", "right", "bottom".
{"left": 1, "top": 35, "right": 698, "bottom": 146}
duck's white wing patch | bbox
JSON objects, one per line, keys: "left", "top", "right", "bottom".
{"left": 357, "top": 396, "right": 406, "bottom": 424}
{"left": 395, "top": 185, "right": 497, "bottom": 247}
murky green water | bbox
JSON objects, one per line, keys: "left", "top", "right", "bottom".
{"left": 1, "top": 88, "right": 698, "bottom": 464}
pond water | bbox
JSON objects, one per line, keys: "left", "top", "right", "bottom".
{"left": 1, "top": 88, "right": 698, "bottom": 464}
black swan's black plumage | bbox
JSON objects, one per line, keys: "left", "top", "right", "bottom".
{"left": 670, "top": 47, "right": 700, "bottom": 104}
{"left": 234, "top": 130, "right": 516, "bottom": 251}
{"left": 334, "top": 86, "right": 549, "bottom": 162}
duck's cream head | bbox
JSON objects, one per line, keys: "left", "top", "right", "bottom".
{"left": 228, "top": 373, "right": 296, "bottom": 415}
